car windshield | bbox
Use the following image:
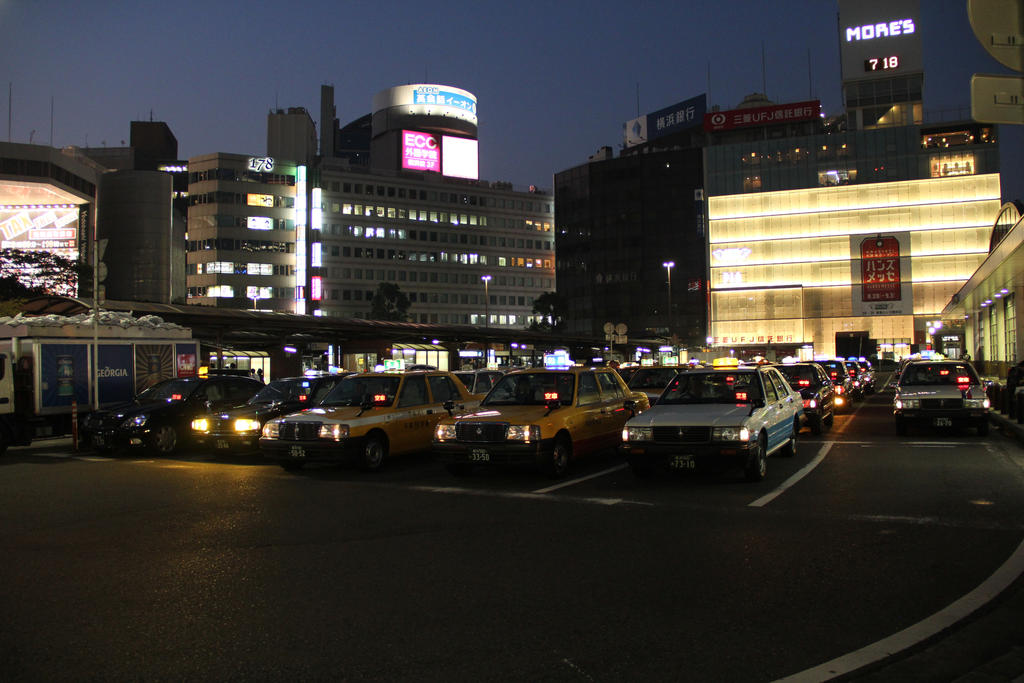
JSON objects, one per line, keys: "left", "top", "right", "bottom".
{"left": 320, "top": 376, "right": 401, "bottom": 407}
{"left": 248, "top": 378, "right": 316, "bottom": 405}
{"left": 617, "top": 367, "right": 638, "bottom": 383}
{"left": 482, "top": 373, "right": 575, "bottom": 406}
{"left": 453, "top": 372, "right": 473, "bottom": 388}
{"left": 819, "top": 361, "right": 845, "bottom": 378}
{"left": 777, "top": 365, "right": 816, "bottom": 388}
{"left": 629, "top": 368, "right": 680, "bottom": 390}
{"left": 900, "top": 363, "right": 979, "bottom": 386}
{"left": 136, "top": 378, "right": 200, "bottom": 402}
{"left": 659, "top": 371, "right": 762, "bottom": 405}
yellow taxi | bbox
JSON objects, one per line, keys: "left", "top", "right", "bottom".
{"left": 433, "top": 367, "right": 649, "bottom": 477}
{"left": 260, "top": 370, "right": 482, "bottom": 471}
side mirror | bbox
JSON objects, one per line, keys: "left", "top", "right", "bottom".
{"left": 443, "top": 399, "right": 455, "bottom": 415}
{"left": 545, "top": 397, "right": 561, "bottom": 413}
{"left": 624, "top": 399, "right": 637, "bottom": 416}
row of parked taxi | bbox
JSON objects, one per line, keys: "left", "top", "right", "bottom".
{"left": 80, "top": 358, "right": 874, "bottom": 482}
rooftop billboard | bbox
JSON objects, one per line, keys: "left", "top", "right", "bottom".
{"left": 624, "top": 94, "right": 707, "bottom": 148}
{"left": 838, "top": 0, "right": 922, "bottom": 82}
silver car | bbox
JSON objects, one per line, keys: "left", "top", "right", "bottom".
{"left": 893, "top": 360, "right": 990, "bottom": 435}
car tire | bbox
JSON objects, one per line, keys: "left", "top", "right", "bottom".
{"left": 542, "top": 437, "right": 571, "bottom": 478}
{"left": 744, "top": 434, "right": 767, "bottom": 481}
{"left": 151, "top": 425, "right": 178, "bottom": 455}
{"left": 446, "top": 463, "right": 473, "bottom": 476}
{"left": 360, "top": 434, "right": 388, "bottom": 471}
{"left": 779, "top": 417, "right": 798, "bottom": 457}
{"left": 896, "top": 416, "right": 908, "bottom": 435}
{"left": 810, "top": 414, "right": 824, "bottom": 435}
{"left": 976, "top": 418, "right": 989, "bottom": 436}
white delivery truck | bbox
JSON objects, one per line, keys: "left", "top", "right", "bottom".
{"left": 0, "top": 311, "right": 199, "bottom": 453}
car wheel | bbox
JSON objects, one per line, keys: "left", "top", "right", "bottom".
{"left": 360, "top": 434, "right": 387, "bottom": 471}
{"left": 810, "top": 414, "right": 824, "bottom": 435}
{"left": 779, "top": 417, "right": 798, "bottom": 457}
{"left": 542, "top": 437, "right": 571, "bottom": 477}
{"left": 976, "top": 418, "right": 989, "bottom": 436}
{"left": 446, "top": 463, "right": 473, "bottom": 476}
{"left": 151, "top": 425, "right": 178, "bottom": 455}
{"left": 744, "top": 434, "right": 767, "bottom": 481}
{"left": 896, "top": 416, "right": 908, "bottom": 436}
{"left": 629, "top": 458, "right": 653, "bottom": 477}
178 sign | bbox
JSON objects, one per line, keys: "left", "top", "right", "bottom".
{"left": 247, "top": 157, "right": 274, "bottom": 173}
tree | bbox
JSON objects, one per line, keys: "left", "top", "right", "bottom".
{"left": 528, "top": 291, "right": 565, "bottom": 332}
{"left": 0, "top": 249, "right": 90, "bottom": 299}
{"left": 369, "top": 282, "right": 411, "bottom": 321}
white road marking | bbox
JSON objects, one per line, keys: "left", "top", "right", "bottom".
{"left": 406, "top": 484, "right": 652, "bottom": 507}
{"left": 775, "top": 536, "right": 1024, "bottom": 682}
{"left": 531, "top": 463, "right": 628, "bottom": 494}
{"left": 748, "top": 442, "right": 833, "bottom": 507}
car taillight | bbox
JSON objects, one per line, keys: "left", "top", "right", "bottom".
{"left": 798, "top": 379, "right": 811, "bottom": 387}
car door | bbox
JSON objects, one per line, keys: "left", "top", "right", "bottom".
{"left": 393, "top": 374, "right": 431, "bottom": 455}
{"left": 756, "top": 370, "right": 785, "bottom": 451}
{"left": 595, "top": 370, "right": 628, "bottom": 449}
{"left": 768, "top": 368, "right": 800, "bottom": 432}
{"left": 575, "top": 371, "right": 604, "bottom": 456}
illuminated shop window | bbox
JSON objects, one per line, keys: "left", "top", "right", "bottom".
{"left": 208, "top": 285, "right": 234, "bottom": 298}
{"left": 930, "top": 153, "right": 975, "bottom": 178}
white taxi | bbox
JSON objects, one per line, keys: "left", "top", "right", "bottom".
{"left": 619, "top": 363, "right": 803, "bottom": 481}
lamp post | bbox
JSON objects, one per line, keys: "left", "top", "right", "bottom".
{"left": 481, "top": 275, "right": 492, "bottom": 368}
{"left": 662, "top": 261, "right": 675, "bottom": 330}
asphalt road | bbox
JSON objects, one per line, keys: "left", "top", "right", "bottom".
{"left": 2, "top": 388, "right": 1024, "bottom": 681}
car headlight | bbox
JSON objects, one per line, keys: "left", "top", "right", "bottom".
{"left": 122, "top": 414, "right": 147, "bottom": 428}
{"left": 191, "top": 417, "right": 210, "bottom": 433}
{"left": 506, "top": 425, "right": 539, "bottom": 442}
{"left": 624, "top": 426, "right": 653, "bottom": 442}
{"left": 435, "top": 424, "right": 456, "bottom": 441}
{"left": 896, "top": 398, "right": 920, "bottom": 409}
{"left": 262, "top": 421, "right": 280, "bottom": 439}
{"left": 965, "top": 398, "right": 991, "bottom": 409}
{"left": 234, "top": 418, "right": 261, "bottom": 433}
{"left": 319, "top": 424, "right": 349, "bottom": 441}
{"left": 712, "top": 426, "right": 751, "bottom": 442}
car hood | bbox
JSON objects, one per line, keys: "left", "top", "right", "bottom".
{"left": 627, "top": 403, "right": 756, "bottom": 427}
{"left": 447, "top": 405, "right": 563, "bottom": 423}
{"left": 94, "top": 399, "right": 174, "bottom": 418}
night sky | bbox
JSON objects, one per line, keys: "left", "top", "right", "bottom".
{"left": 2, "top": 0, "right": 1021, "bottom": 200}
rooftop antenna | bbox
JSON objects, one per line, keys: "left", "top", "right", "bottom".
{"left": 149, "top": 108, "right": 153, "bottom": 122}
{"left": 7, "top": 82, "right": 11, "bottom": 142}
{"left": 50, "top": 96, "right": 54, "bottom": 146}
{"left": 761, "top": 41, "right": 767, "bottom": 95}
{"left": 636, "top": 82, "right": 640, "bottom": 117}
{"left": 707, "top": 61, "right": 711, "bottom": 108}
{"left": 807, "top": 48, "right": 813, "bottom": 99}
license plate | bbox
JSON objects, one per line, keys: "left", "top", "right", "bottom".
{"left": 289, "top": 445, "right": 305, "bottom": 458}
{"left": 215, "top": 439, "right": 230, "bottom": 449}
{"left": 933, "top": 417, "right": 953, "bottom": 427}
{"left": 470, "top": 448, "right": 490, "bottom": 462}
{"left": 93, "top": 434, "right": 104, "bottom": 447}
{"left": 670, "top": 455, "right": 696, "bottom": 470}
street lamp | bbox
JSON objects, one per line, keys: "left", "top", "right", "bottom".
{"left": 662, "top": 261, "right": 675, "bottom": 328}
{"left": 481, "top": 275, "right": 492, "bottom": 369}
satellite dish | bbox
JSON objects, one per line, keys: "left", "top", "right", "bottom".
{"left": 603, "top": 322, "right": 614, "bottom": 334}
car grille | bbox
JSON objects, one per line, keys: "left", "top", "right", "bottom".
{"left": 276, "top": 421, "right": 322, "bottom": 441}
{"left": 921, "top": 398, "right": 963, "bottom": 409}
{"left": 652, "top": 426, "right": 711, "bottom": 443}
{"left": 455, "top": 422, "right": 508, "bottom": 442}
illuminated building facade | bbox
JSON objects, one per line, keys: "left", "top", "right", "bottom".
{"left": 186, "top": 84, "right": 556, "bottom": 327}
{"left": 0, "top": 142, "right": 100, "bottom": 297}
{"left": 707, "top": 124, "right": 1001, "bottom": 358}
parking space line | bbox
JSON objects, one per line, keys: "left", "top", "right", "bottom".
{"left": 775, "top": 536, "right": 1024, "bottom": 681}
{"left": 531, "top": 463, "right": 628, "bottom": 494}
{"left": 406, "top": 484, "right": 652, "bottom": 507}
{"left": 749, "top": 441, "right": 833, "bottom": 508}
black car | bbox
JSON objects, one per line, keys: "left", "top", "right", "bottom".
{"left": 190, "top": 374, "right": 350, "bottom": 453}
{"left": 626, "top": 366, "right": 684, "bottom": 405}
{"left": 776, "top": 362, "right": 836, "bottom": 434}
{"left": 452, "top": 370, "right": 504, "bottom": 395}
{"left": 816, "top": 359, "right": 857, "bottom": 411}
{"left": 81, "top": 375, "right": 264, "bottom": 455}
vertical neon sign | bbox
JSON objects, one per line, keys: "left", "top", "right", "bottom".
{"left": 294, "top": 166, "right": 307, "bottom": 314}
